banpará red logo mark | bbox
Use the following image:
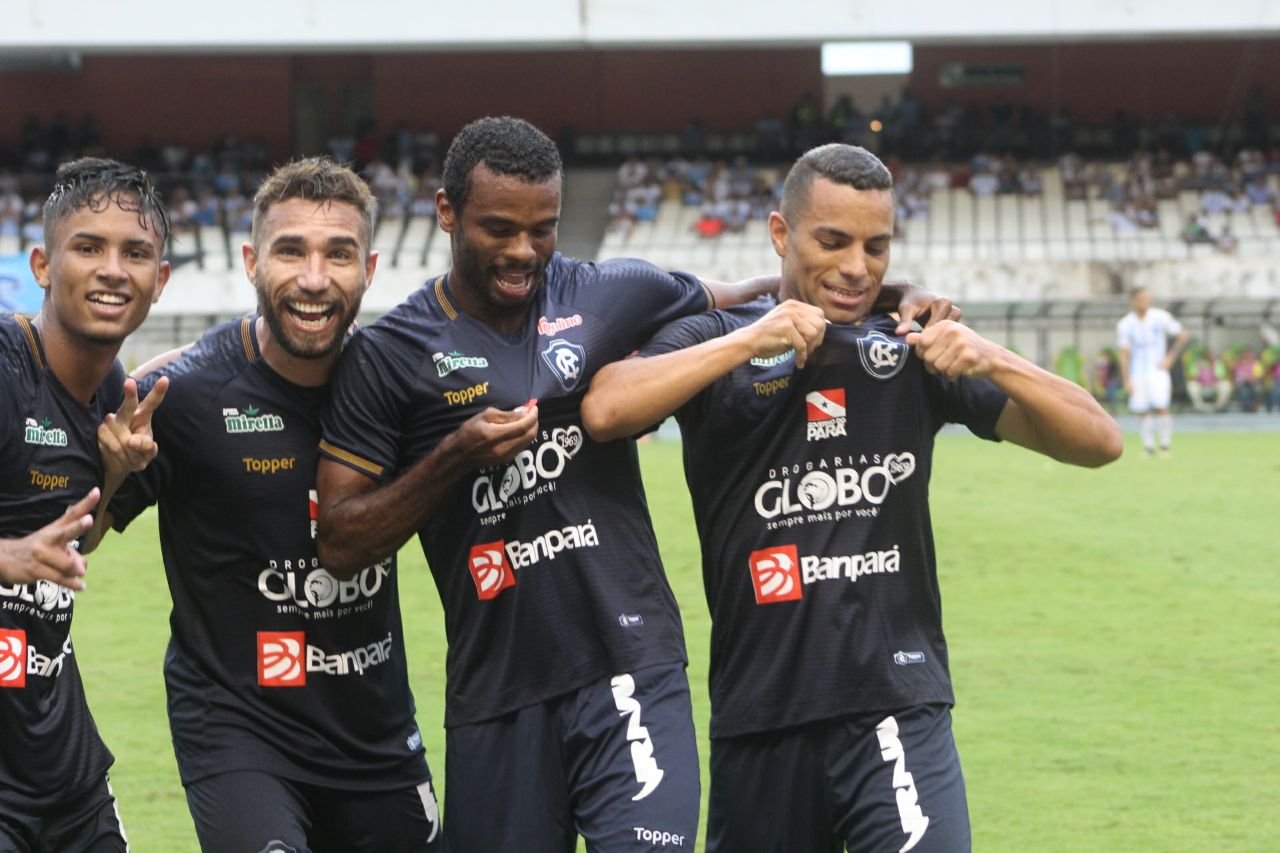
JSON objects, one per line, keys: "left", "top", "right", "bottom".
{"left": 0, "top": 629, "right": 26, "bottom": 687}
{"left": 748, "top": 545, "right": 804, "bottom": 604}
{"left": 258, "top": 631, "right": 306, "bottom": 686}
{"left": 469, "top": 541, "right": 516, "bottom": 600}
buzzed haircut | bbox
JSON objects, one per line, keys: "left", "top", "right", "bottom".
{"left": 780, "top": 144, "right": 893, "bottom": 221}
{"left": 250, "top": 157, "right": 377, "bottom": 251}
{"left": 43, "top": 157, "right": 171, "bottom": 247}
{"left": 442, "top": 116, "right": 563, "bottom": 213}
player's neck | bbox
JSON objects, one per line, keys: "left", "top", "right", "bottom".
{"left": 256, "top": 317, "right": 338, "bottom": 388}
{"left": 32, "top": 311, "right": 120, "bottom": 406}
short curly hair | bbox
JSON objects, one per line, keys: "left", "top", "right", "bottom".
{"left": 250, "top": 157, "right": 377, "bottom": 250}
{"left": 43, "top": 157, "right": 170, "bottom": 247}
{"left": 442, "top": 116, "right": 563, "bottom": 213}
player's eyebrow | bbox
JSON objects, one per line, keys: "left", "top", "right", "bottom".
{"left": 269, "top": 233, "right": 361, "bottom": 250}
{"left": 476, "top": 214, "right": 560, "bottom": 229}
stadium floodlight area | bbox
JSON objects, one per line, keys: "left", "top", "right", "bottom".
{"left": 822, "top": 41, "right": 913, "bottom": 76}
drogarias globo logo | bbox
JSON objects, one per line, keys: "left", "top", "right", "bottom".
{"left": 471, "top": 426, "right": 583, "bottom": 515}
{"left": 23, "top": 417, "right": 68, "bottom": 447}
{"left": 857, "top": 330, "right": 909, "bottom": 380}
{"left": 541, "top": 338, "right": 587, "bottom": 391}
{"left": 223, "top": 405, "right": 284, "bottom": 433}
{"left": 754, "top": 453, "right": 916, "bottom": 522}
{"left": 0, "top": 578, "right": 75, "bottom": 614}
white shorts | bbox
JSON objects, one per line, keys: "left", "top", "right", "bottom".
{"left": 1129, "top": 369, "right": 1172, "bottom": 413}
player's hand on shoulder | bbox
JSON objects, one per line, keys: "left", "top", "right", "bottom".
{"left": 906, "top": 320, "right": 1002, "bottom": 379}
{"left": 892, "top": 282, "right": 962, "bottom": 336}
{"left": 454, "top": 399, "right": 540, "bottom": 466}
{"left": 0, "top": 489, "right": 98, "bottom": 590}
{"left": 98, "top": 376, "right": 169, "bottom": 488}
{"left": 738, "top": 299, "right": 827, "bottom": 368}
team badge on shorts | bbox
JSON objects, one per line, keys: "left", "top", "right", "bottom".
{"left": 541, "top": 338, "right": 587, "bottom": 391}
{"left": 857, "top": 330, "right": 909, "bottom": 380}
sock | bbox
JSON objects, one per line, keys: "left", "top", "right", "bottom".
{"left": 1141, "top": 413, "right": 1156, "bottom": 453}
{"left": 1157, "top": 413, "right": 1173, "bottom": 449}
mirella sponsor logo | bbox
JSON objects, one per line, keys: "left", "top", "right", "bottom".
{"left": 223, "top": 405, "right": 284, "bottom": 433}
{"left": 24, "top": 418, "right": 68, "bottom": 447}
{"left": 432, "top": 350, "right": 488, "bottom": 378}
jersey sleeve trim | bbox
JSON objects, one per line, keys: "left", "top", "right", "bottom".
{"left": 14, "top": 315, "right": 43, "bottom": 369}
{"left": 318, "top": 439, "right": 385, "bottom": 478}
{"left": 239, "top": 317, "right": 258, "bottom": 363}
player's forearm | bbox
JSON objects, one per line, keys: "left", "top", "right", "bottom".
{"left": 583, "top": 333, "right": 757, "bottom": 442}
{"left": 990, "top": 354, "right": 1124, "bottom": 467}
{"left": 703, "top": 275, "right": 778, "bottom": 308}
{"left": 316, "top": 440, "right": 470, "bottom": 578}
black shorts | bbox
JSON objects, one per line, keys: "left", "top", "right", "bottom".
{"left": 0, "top": 775, "right": 128, "bottom": 853}
{"left": 185, "top": 770, "right": 441, "bottom": 853}
{"left": 445, "top": 663, "right": 699, "bottom": 852}
{"left": 707, "top": 704, "right": 970, "bottom": 853}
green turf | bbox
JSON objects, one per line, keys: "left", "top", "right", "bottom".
{"left": 76, "top": 431, "right": 1277, "bottom": 851}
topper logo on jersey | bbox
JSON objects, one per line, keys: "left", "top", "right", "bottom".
{"left": 468, "top": 541, "right": 516, "bottom": 600}
{"left": 29, "top": 468, "right": 70, "bottom": 491}
{"left": 748, "top": 545, "right": 803, "bottom": 604}
{"left": 23, "top": 417, "right": 68, "bottom": 447}
{"left": 537, "top": 314, "right": 583, "bottom": 335}
{"left": 876, "top": 715, "right": 931, "bottom": 852}
{"left": 610, "top": 674, "right": 666, "bottom": 801}
{"left": 471, "top": 427, "right": 583, "bottom": 513}
{"left": 0, "top": 579, "right": 75, "bottom": 613}
{"left": 806, "top": 389, "right": 847, "bottom": 441}
{"left": 754, "top": 453, "right": 916, "bottom": 520}
{"left": 432, "top": 350, "right": 489, "bottom": 378}
{"left": 541, "top": 338, "right": 587, "bottom": 391}
{"left": 257, "top": 630, "right": 395, "bottom": 686}
{"left": 857, "top": 330, "right": 910, "bottom": 381}
{"left": 0, "top": 629, "right": 26, "bottom": 687}
{"left": 258, "top": 560, "right": 390, "bottom": 610}
{"left": 223, "top": 406, "right": 284, "bottom": 433}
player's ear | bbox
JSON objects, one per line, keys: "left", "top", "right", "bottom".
{"left": 768, "top": 210, "right": 789, "bottom": 259}
{"left": 436, "top": 188, "right": 457, "bottom": 234}
{"left": 152, "top": 259, "right": 171, "bottom": 303}
{"left": 241, "top": 241, "right": 258, "bottom": 284}
{"left": 364, "top": 250, "right": 378, "bottom": 289}
{"left": 29, "top": 245, "right": 51, "bottom": 290}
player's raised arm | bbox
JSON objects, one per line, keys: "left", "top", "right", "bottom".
{"left": 583, "top": 299, "right": 826, "bottom": 443}
{"left": 907, "top": 320, "right": 1123, "bottom": 467}
{"left": 316, "top": 402, "right": 540, "bottom": 579}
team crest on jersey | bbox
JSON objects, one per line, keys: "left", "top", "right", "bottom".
{"left": 805, "top": 389, "right": 847, "bottom": 441}
{"left": 541, "top": 338, "right": 587, "bottom": 391}
{"left": 23, "top": 417, "right": 68, "bottom": 447}
{"left": 856, "top": 330, "right": 909, "bottom": 380}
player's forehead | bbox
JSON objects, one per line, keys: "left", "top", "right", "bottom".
{"left": 49, "top": 197, "right": 165, "bottom": 250}
{"left": 465, "top": 163, "right": 561, "bottom": 222}
{"left": 796, "top": 179, "right": 894, "bottom": 236}
{"left": 259, "top": 197, "right": 368, "bottom": 246}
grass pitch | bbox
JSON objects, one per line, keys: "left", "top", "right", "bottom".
{"left": 76, "top": 430, "right": 1277, "bottom": 851}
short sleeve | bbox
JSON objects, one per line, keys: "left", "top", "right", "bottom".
{"left": 590, "top": 258, "right": 710, "bottom": 346}
{"left": 319, "top": 327, "right": 412, "bottom": 482}
{"left": 637, "top": 310, "right": 734, "bottom": 427}
{"left": 930, "top": 374, "right": 1009, "bottom": 442}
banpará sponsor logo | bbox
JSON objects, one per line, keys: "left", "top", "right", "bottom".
{"left": 611, "top": 674, "right": 666, "bottom": 801}
{"left": 754, "top": 453, "right": 916, "bottom": 521}
{"left": 876, "top": 715, "right": 930, "bottom": 851}
{"left": 28, "top": 468, "right": 70, "bottom": 491}
{"left": 242, "top": 456, "right": 295, "bottom": 475}
{"left": 806, "top": 389, "right": 847, "bottom": 441}
{"left": 749, "top": 544, "right": 902, "bottom": 604}
{"left": 443, "top": 381, "right": 489, "bottom": 407}
{"left": 753, "top": 377, "right": 790, "bottom": 397}
{"left": 505, "top": 520, "right": 599, "bottom": 570}
{"left": 223, "top": 405, "right": 285, "bottom": 434}
{"left": 750, "top": 350, "right": 795, "bottom": 367}
{"left": 471, "top": 426, "right": 583, "bottom": 514}
{"left": 257, "top": 630, "right": 395, "bottom": 687}
{"left": 258, "top": 559, "right": 391, "bottom": 610}
{"left": 23, "top": 417, "right": 68, "bottom": 447}
{"left": 432, "top": 350, "right": 488, "bottom": 378}
{"left": 537, "top": 314, "right": 583, "bottom": 335}
{"left": 468, "top": 541, "right": 516, "bottom": 600}
{"left": 0, "top": 630, "right": 74, "bottom": 687}
{"left": 0, "top": 579, "right": 75, "bottom": 613}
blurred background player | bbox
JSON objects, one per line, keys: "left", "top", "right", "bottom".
{"left": 314, "top": 117, "right": 950, "bottom": 852}
{"left": 582, "top": 143, "right": 1123, "bottom": 853}
{"left": 0, "top": 157, "right": 169, "bottom": 852}
{"left": 1117, "top": 286, "right": 1190, "bottom": 458}
{"left": 90, "top": 158, "right": 441, "bottom": 852}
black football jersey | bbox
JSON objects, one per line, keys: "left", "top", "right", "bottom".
{"left": 0, "top": 314, "right": 121, "bottom": 810}
{"left": 320, "top": 254, "right": 710, "bottom": 726}
{"left": 110, "top": 317, "right": 428, "bottom": 789}
{"left": 641, "top": 303, "right": 1009, "bottom": 738}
